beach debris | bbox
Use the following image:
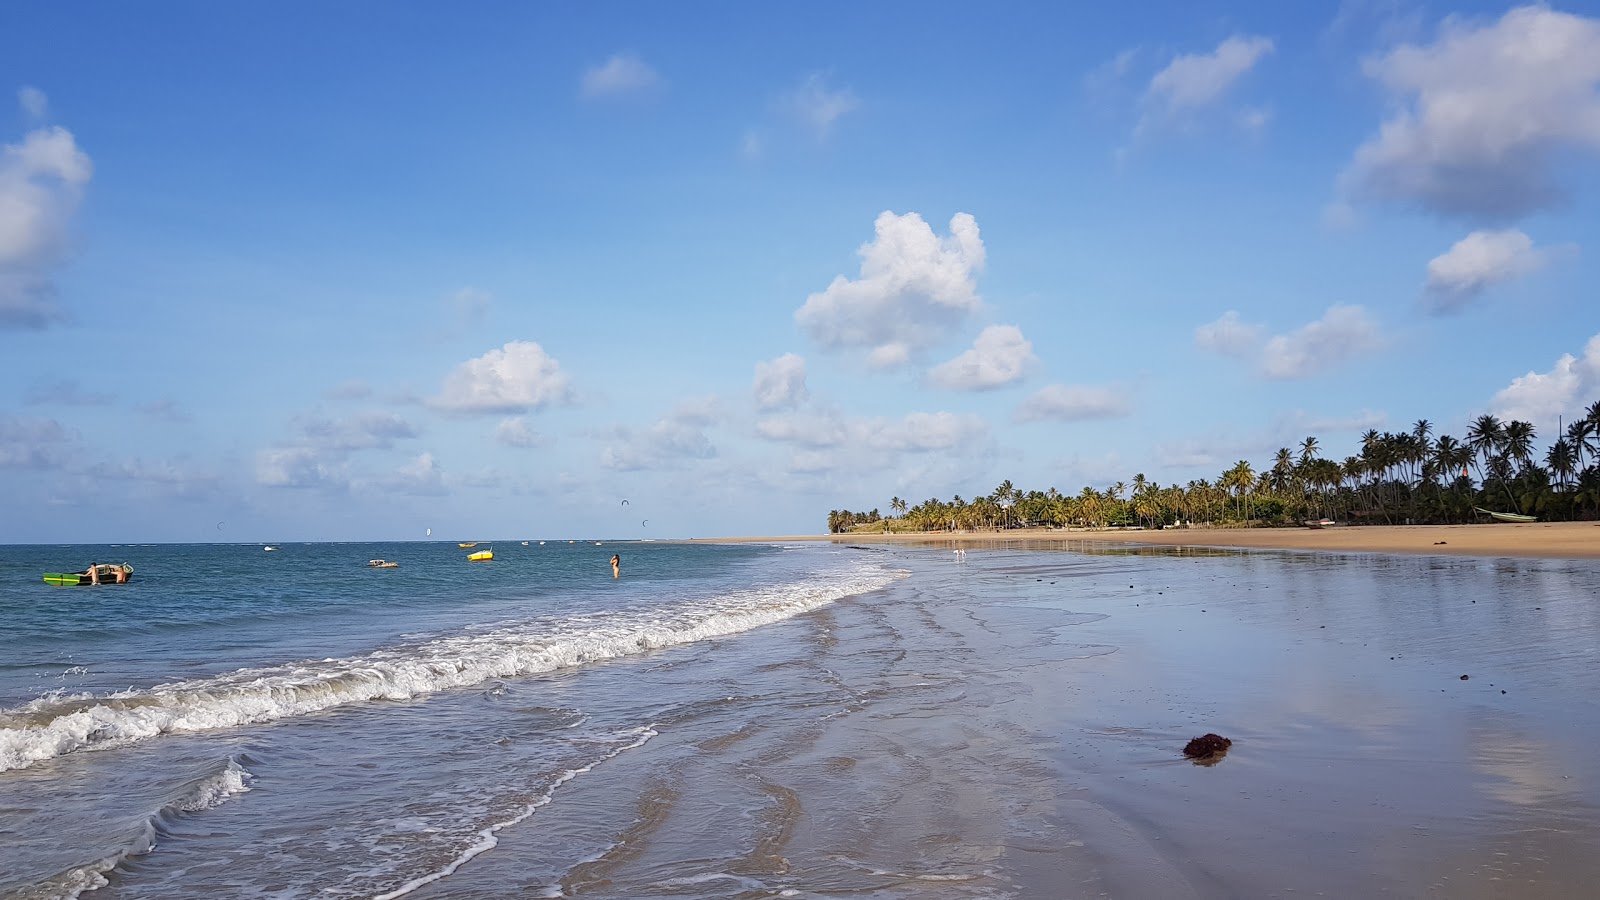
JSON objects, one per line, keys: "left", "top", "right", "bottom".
{"left": 1434, "top": 541, "right": 1448, "bottom": 545}
{"left": 1459, "top": 674, "right": 1469, "bottom": 680}
{"left": 1183, "top": 733, "right": 1232, "bottom": 761}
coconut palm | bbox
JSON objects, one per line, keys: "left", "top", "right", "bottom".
{"left": 1546, "top": 439, "right": 1577, "bottom": 491}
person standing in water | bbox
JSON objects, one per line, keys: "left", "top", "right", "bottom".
{"left": 610, "top": 554, "right": 620, "bottom": 579}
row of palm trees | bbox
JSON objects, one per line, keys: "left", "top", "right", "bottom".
{"left": 827, "top": 401, "right": 1600, "bottom": 533}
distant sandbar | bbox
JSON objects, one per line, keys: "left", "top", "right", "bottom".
{"left": 694, "top": 521, "right": 1600, "bottom": 559}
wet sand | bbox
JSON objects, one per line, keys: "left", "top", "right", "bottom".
{"left": 398, "top": 543, "right": 1600, "bottom": 898}
{"left": 701, "top": 520, "right": 1600, "bottom": 559}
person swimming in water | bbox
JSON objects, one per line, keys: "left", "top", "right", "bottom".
{"left": 610, "top": 553, "right": 620, "bottom": 579}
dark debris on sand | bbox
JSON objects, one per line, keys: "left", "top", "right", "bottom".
{"left": 1183, "top": 733, "right": 1233, "bottom": 760}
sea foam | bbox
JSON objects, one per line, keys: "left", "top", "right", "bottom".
{"left": 0, "top": 565, "right": 899, "bottom": 774}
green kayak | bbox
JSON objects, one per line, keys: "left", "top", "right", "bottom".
{"left": 43, "top": 563, "right": 134, "bottom": 586}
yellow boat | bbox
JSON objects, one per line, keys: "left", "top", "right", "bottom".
{"left": 467, "top": 549, "right": 493, "bottom": 561}
{"left": 458, "top": 542, "right": 478, "bottom": 548}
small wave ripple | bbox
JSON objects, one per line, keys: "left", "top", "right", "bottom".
{"left": 12, "top": 755, "right": 253, "bottom": 900}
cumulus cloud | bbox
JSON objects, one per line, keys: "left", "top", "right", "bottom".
{"left": 785, "top": 73, "right": 858, "bottom": 138}
{"left": 1261, "top": 305, "right": 1383, "bottom": 379}
{"left": 795, "top": 211, "right": 985, "bottom": 367}
{"left": 0, "top": 123, "right": 93, "bottom": 328}
{"left": 433, "top": 341, "right": 573, "bottom": 414}
{"left": 1341, "top": 6, "right": 1600, "bottom": 221}
{"left": 1194, "top": 310, "right": 1266, "bottom": 358}
{"left": 1199, "top": 306, "right": 1383, "bottom": 378}
{"left": 1424, "top": 229, "right": 1556, "bottom": 310}
{"left": 928, "top": 325, "right": 1036, "bottom": 391}
{"left": 18, "top": 86, "right": 47, "bottom": 119}
{"left": 753, "top": 353, "right": 809, "bottom": 410}
{"left": 581, "top": 54, "right": 660, "bottom": 98}
{"left": 1014, "top": 384, "right": 1132, "bottom": 423}
{"left": 1490, "top": 332, "right": 1600, "bottom": 429}
{"left": 496, "top": 417, "right": 549, "bottom": 448}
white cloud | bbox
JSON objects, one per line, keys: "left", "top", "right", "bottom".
{"left": 296, "top": 411, "right": 419, "bottom": 450}
{"left": 255, "top": 447, "right": 348, "bottom": 490}
{"left": 1146, "top": 35, "right": 1275, "bottom": 113}
{"left": 795, "top": 211, "right": 985, "bottom": 367}
{"left": 581, "top": 54, "right": 660, "bottom": 98}
{"left": 864, "top": 411, "right": 987, "bottom": 452}
{"left": 598, "top": 403, "right": 719, "bottom": 471}
{"left": 433, "top": 341, "right": 573, "bottom": 414}
{"left": 1261, "top": 305, "right": 1383, "bottom": 379}
{"left": 496, "top": 417, "right": 549, "bottom": 449}
{"left": 1198, "top": 306, "right": 1383, "bottom": 377}
{"left": 755, "top": 409, "right": 987, "bottom": 453}
{"left": 754, "top": 410, "right": 852, "bottom": 448}
{"left": 785, "top": 73, "right": 858, "bottom": 138}
{"left": 1014, "top": 384, "right": 1132, "bottom": 423}
{"left": 388, "top": 452, "right": 446, "bottom": 495}
{"left": 1424, "top": 229, "right": 1555, "bottom": 310}
{"left": 18, "top": 87, "right": 47, "bottom": 119}
{"left": 1341, "top": 6, "right": 1600, "bottom": 221}
{"left": 1194, "top": 310, "right": 1266, "bottom": 357}
{"left": 753, "top": 353, "right": 809, "bottom": 410}
{"left": 1490, "top": 332, "right": 1600, "bottom": 429}
{"left": 928, "top": 325, "right": 1036, "bottom": 391}
{"left": 0, "top": 125, "right": 92, "bottom": 329}
{"left": 0, "top": 415, "right": 74, "bottom": 469}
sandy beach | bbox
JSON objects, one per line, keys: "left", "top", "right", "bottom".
{"left": 700, "top": 520, "right": 1600, "bottom": 559}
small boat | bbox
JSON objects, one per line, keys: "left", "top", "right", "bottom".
{"left": 1475, "top": 507, "right": 1537, "bottom": 523}
{"left": 367, "top": 559, "right": 399, "bottom": 568}
{"left": 43, "top": 563, "right": 134, "bottom": 586}
{"left": 467, "top": 549, "right": 493, "bottom": 561}
{"left": 458, "top": 542, "right": 478, "bottom": 549}
{"left": 1301, "top": 518, "right": 1336, "bottom": 529}
{"left": 264, "top": 545, "right": 278, "bottom": 551}
{"left": 521, "top": 541, "right": 530, "bottom": 546}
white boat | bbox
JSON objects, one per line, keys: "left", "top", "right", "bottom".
{"left": 264, "top": 545, "right": 278, "bottom": 551}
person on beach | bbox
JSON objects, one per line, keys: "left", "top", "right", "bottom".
{"left": 610, "top": 554, "right": 621, "bottom": 579}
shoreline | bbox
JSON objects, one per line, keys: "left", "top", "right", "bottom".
{"left": 692, "top": 520, "right": 1600, "bottom": 559}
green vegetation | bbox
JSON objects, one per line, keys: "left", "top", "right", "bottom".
{"left": 828, "top": 403, "right": 1600, "bottom": 533}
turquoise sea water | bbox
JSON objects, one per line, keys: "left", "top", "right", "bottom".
{"left": 0, "top": 540, "right": 900, "bottom": 899}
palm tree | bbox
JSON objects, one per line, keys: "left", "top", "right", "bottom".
{"left": 1466, "top": 414, "right": 1506, "bottom": 483}
{"left": 1566, "top": 419, "right": 1595, "bottom": 471}
{"left": 1546, "top": 438, "right": 1577, "bottom": 491}
{"left": 1298, "top": 436, "right": 1319, "bottom": 464}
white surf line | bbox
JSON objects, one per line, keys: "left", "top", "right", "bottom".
{"left": 0, "top": 567, "right": 899, "bottom": 774}
{"left": 369, "top": 726, "right": 658, "bottom": 900}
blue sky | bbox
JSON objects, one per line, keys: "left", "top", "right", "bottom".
{"left": 3, "top": 1, "right": 1599, "bottom": 542}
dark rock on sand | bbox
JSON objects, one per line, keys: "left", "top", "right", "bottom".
{"left": 1183, "top": 733, "right": 1233, "bottom": 760}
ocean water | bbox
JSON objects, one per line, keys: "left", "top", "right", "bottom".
{"left": 0, "top": 541, "right": 900, "bottom": 899}
{"left": 4, "top": 539, "right": 1599, "bottom": 899}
